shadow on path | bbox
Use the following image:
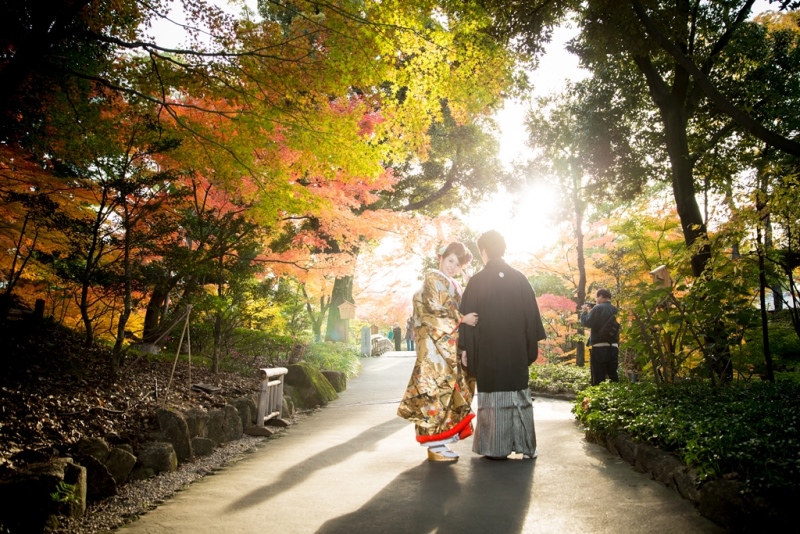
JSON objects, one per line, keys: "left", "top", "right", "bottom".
{"left": 225, "top": 417, "right": 406, "bottom": 513}
{"left": 316, "top": 457, "right": 535, "bottom": 534}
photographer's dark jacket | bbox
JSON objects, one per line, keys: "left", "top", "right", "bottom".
{"left": 580, "top": 301, "right": 619, "bottom": 345}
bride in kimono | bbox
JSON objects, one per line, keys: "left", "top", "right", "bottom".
{"left": 397, "top": 242, "right": 478, "bottom": 462}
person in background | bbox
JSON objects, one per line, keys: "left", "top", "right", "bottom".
{"left": 397, "top": 242, "right": 478, "bottom": 462}
{"left": 458, "top": 230, "right": 546, "bottom": 460}
{"left": 405, "top": 316, "right": 415, "bottom": 351}
{"left": 392, "top": 322, "right": 402, "bottom": 351}
{"left": 580, "top": 288, "right": 620, "bottom": 386}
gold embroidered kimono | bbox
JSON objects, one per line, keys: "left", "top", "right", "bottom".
{"left": 397, "top": 270, "right": 476, "bottom": 443}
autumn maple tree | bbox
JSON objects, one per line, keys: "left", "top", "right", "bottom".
{"left": 0, "top": 0, "right": 517, "bottom": 363}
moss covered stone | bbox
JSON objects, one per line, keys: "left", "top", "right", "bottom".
{"left": 285, "top": 362, "right": 338, "bottom": 409}
{"left": 321, "top": 370, "right": 347, "bottom": 393}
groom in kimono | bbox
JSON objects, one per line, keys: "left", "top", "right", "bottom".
{"left": 458, "top": 230, "right": 547, "bottom": 460}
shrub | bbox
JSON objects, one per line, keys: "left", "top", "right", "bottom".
{"left": 304, "top": 342, "right": 362, "bottom": 379}
{"left": 737, "top": 320, "right": 800, "bottom": 378}
{"left": 529, "top": 364, "right": 591, "bottom": 395}
{"left": 573, "top": 380, "right": 800, "bottom": 492}
{"left": 229, "top": 328, "right": 297, "bottom": 369}
{"left": 775, "top": 371, "right": 800, "bottom": 384}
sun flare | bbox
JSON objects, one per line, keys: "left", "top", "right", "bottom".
{"left": 463, "top": 183, "right": 561, "bottom": 260}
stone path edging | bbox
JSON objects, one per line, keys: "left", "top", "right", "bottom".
{"left": 532, "top": 387, "right": 791, "bottom": 531}
{"left": 586, "top": 430, "right": 790, "bottom": 531}
{"left": 530, "top": 389, "right": 577, "bottom": 402}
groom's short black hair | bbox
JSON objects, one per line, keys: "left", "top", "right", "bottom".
{"left": 477, "top": 230, "right": 506, "bottom": 260}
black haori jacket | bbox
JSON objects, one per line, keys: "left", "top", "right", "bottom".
{"left": 458, "top": 259, "right": 546, "bottom": 393}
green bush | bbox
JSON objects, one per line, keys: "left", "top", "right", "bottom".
{"left": 738, "top": 320, "right": 800, "bottom": 377}
{"left": 573, "top": 380, "right": 800, "bottom": 492}
{"left": 229, "top": 328, "right": 297, "bottom": 368}
{"left": 769, "top": 310, "right": 800, "bottom": 362}
{"left": 153, "top": 324, "right": 307, "bottom": 374}
{"left": 529, "top": 364, "right": 591, "bottom": 395}
{"left": 304, "top": 342, "right": 362, "bottom": 379}
{"left": 775, "top": 371, "right": 800, "bottom": 384}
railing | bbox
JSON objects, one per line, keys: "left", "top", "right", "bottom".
{"left": 255, "top": 367, "right": 288, "bottom": 428}
{"left": 370, "top": 335, "right": 394, "bottom": 356}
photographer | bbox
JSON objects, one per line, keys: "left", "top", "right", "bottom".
{"left": 580, "top": 289, "right": 620, "bottom": 386}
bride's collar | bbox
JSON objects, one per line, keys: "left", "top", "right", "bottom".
{"left": 432, "top": 269, "right": 452, "bottom": 281}
{"left": 433, "top": 269, "right": 462, "bottom": 293}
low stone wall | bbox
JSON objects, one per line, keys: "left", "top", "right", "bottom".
{"left": 0, "top": 396, "right": 263, "bottom": 532}
{"left": 0, "top": 457, "right": 86, "bottom": 532}
{"left": 587, "top": 430, "right": 793, "bottom": 531}
{"left": 1, "top": 365, "right": 345, "bottom": 533}
{"left": 533, "top": 389, "right": 793, "bottom": 531}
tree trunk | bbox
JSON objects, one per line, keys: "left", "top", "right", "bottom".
{"left": 212, "top": 256, "right": 225, "bottom": 374}
{"left": 311, "top": 318, "right": 323, "bottom": 342}
{"left": 722, "top": 177, "right": 741, "bottom": 260}
{"left": 5, "top": 212, "right": 31, "bottom": 298}
{"left": 573, "top": 169, "right": 587, "bottom": 367}
{"left": 301, "top": 284, "right": 327, "bottom": 342}
{"left": 756, "top": 218, "right": 774, "bottom": 382}
{"left": 763, "top": 212, "right": 783, "bottom": 312}
{"left": 79, "top": 281, "right": 93, "bottom": 347}
{"left": 662, "top": 107, "right": 711, "bottom": 277}
{"left": 325, "top": 276, "right": 353, "bottom": 342}
{"left": 212, "top": 312, "right": 222, "bottom": 374}
{"left": 112, "top": 307, "right": 130, "bottom": 374}
{"left": 142, "top": 284, "right": 173, "bottom": 344}
{"left": 111, "top": 212, "right": 134, "bottom": 376}
{"left": 658, "top": 85, "right": 730, "bottom": 383}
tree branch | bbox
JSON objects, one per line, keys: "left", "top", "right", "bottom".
{"left": 400, "top": 162, "right": 459, "bottom": 212}
{"left": 630, "top": 0, "right": 800, "bottom": 158}
{"left": 701, "top": 0, "right": 756, "bottom": 75}
{"left": 689, "top": 119, "right": 737, "bottom": 164}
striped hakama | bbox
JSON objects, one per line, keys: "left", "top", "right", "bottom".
{"left": 472, "top": 389, "right": 537, "bottom": 457}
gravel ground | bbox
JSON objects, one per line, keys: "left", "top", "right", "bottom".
{"left": 55, "top": 421, "right": 301, "bottom": 533}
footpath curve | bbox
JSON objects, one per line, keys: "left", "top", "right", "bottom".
{"left": 119, "top": 352, "right": 724, "bottom": 533}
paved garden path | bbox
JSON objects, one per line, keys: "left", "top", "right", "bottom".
{"left": 119, "top": 352, "right": 724, "bottom": 533}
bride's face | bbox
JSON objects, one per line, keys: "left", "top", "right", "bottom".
{"left": 439, "top": 253, "right": 462, "bottom": 278}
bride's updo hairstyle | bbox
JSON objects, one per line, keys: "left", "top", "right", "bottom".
{"left": 439, "top": 241, "right": 473, "bottom": 267}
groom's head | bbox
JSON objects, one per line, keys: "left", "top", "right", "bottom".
{"left": 477, "top": 230, "right": 506, "bottom": 261}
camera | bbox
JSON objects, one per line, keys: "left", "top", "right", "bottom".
{"left": 582, "top": 301, "right": 595, "bottom": 311}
